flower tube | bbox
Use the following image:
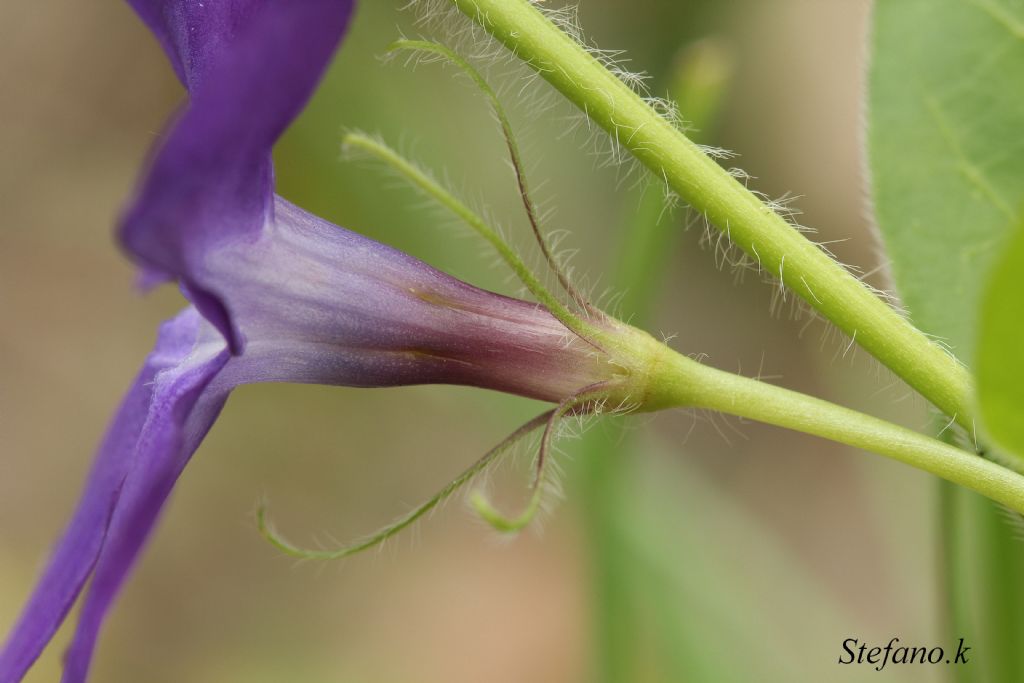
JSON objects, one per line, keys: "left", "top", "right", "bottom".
{"left": 0, "top": 1, "right": 637, "bottom": 680}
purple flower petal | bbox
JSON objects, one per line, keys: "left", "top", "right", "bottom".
{"left": 0, "top": 310, "right": 229, "bottom": 682}
{"left": 3, "top": 1, "right": 634, "bottom": 679}
{"left": 119, "top": 0, "right": 355, "bottom": 351}
{"left": 126, "top": 1, "right": 260, "bottom": 91}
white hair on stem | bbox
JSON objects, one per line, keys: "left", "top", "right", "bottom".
{"left": 401, "top": 0, "right": 925, "bottom": 381}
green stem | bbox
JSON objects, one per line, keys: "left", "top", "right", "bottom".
{"left": 443, "top": 0, "right": 974, "bottom": 428}
{"left": 654, "top": 352, "right": 1024, "bottom": 514}
{"left": 614, "top": 38, "right": 733, "bottom": 322}
{"left": 935, "top": 431, "right": 972, "bottom": 683}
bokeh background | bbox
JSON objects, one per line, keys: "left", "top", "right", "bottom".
{"left": 0, "top": 1, "right": 946, "bottom": 681}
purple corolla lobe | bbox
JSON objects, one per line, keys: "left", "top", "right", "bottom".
{"left": 0, "top": 309, "right": 231, "bottom": 683}
{"left": 0, "top": 0, "right": 625, "bottom": 680}
{"left": 120, "top": 0, "right": 356, "bottom": 351}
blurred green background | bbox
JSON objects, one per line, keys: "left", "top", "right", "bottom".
{"left": 0, "top": 1, "right": 946, "bottom": 681}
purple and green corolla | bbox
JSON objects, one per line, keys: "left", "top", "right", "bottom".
{"left": 0, "top": 1, "right": 665, "bottom": 680}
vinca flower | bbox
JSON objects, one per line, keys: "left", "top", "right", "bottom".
{"left": 7, "top": 2, "right": 1019, "bottom": 680}
{"left": 0, "top": 1, "right": 656, "bottom": 680}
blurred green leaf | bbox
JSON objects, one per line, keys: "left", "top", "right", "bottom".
{"left": 977, "top": 219, "right": 1024, "bottom": 458}
{"left": 868, "top": 2, "right": 1024, "bottom": 681}
{"left": 868, "top": 0, "right": 1024, "bottom": 363}
{"left": 579, "top": 430, "right": 902, "bottom": 683}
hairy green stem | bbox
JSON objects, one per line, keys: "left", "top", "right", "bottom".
{"left": 654, "top": 352, "right": 1024, "bottom": 513}
{"left": 614, "top": 38, "right": 733, "bottom": 322}
{"left": 443, "top": 0, "right": 974, "bottom": 428}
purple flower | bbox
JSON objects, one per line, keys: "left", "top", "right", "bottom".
{"left": 0, "top": 1, "right": 626, "bottom": 680}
